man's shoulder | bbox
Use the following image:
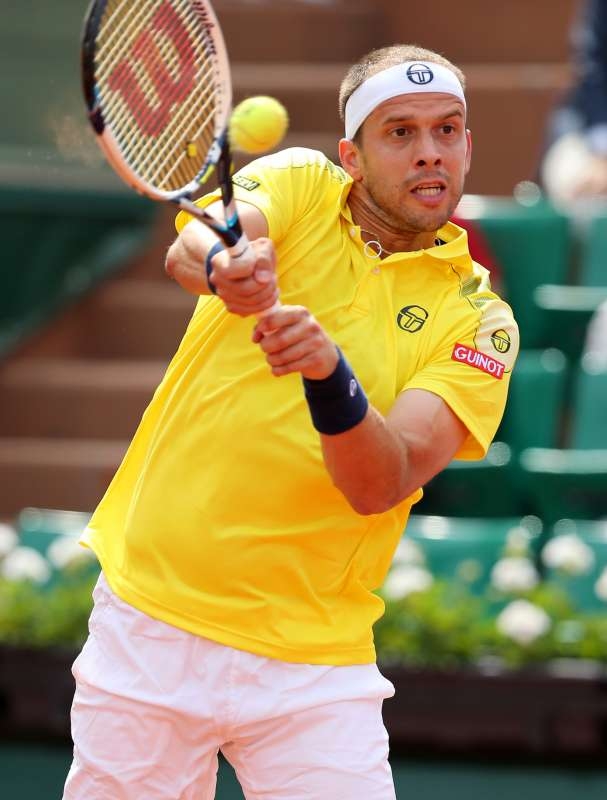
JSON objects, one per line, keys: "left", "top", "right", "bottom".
{"left": 243, "top": 147, "right": 349, "bottom": 183}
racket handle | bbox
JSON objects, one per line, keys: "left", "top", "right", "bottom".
{"left": 225, "top": 231, "right": 281, "bottom": 320}
{"left": 225, "top": 230, "right": 253, "bottom": 261}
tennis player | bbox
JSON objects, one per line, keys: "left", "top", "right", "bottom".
{"left": 63, "top": 45, "right": 518, "bottom": 800}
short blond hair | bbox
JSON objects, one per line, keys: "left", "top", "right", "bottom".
{"left": 338, "top": 45, "right": 467, "bottom": 127}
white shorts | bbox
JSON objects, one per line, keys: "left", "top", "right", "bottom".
{"left": 63, "top": 573, "right": 396, "bottom": 800}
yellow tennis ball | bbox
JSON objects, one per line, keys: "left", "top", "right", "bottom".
{"left": 229, "top": 96, "right": 289, "bottom": 154}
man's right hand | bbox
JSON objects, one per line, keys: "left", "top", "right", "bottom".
{"left": 209, "top": 237, "right": 279, "bottom": 317}
{"left": 165, "top": 216, "right": 279, "bottom": 317}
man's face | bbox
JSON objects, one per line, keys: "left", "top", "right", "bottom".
{"left": 341, "top": 92, "right": 472, "bottom": 233}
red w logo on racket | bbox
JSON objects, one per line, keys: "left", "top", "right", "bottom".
{"left": 108, "top": 0, "right": 196, "bottom": 137}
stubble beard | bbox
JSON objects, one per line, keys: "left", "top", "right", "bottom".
{"left": 366, "top": 176, "right": 464, "bottom": 235}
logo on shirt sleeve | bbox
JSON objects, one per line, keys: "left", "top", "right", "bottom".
{"left": 490, "top": 329, "right": 511, "bottom": 353}
{"left": 474, "top": 299, "right": 519, "bottom": 373}
{"left": 452, "top": 343, "right": 505, "bottom": 379}
{"left": 233, "top": 175, "right": 260, "bottom": 191}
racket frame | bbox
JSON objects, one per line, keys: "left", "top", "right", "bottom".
{"left": 81, "top": 0, "right": 248, "bottom": 253}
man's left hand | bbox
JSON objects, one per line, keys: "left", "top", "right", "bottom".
{"left": 252, "top": 305, "right": 339, "bottom": 380}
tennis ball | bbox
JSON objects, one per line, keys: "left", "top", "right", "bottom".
{"left": 229, "top": 96, "right": 289, "bottom": 154}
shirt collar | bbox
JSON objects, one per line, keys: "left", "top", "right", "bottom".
{"left": 340, "top": 182, "right": 473, "bottom": 272}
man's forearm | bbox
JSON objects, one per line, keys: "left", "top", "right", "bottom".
{"left": 165, "top": 223, "right": 218, "bottom": 296}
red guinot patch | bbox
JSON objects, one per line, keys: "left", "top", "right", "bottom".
{"left": 451, "top": 343, "right": 505, "bottom": 379}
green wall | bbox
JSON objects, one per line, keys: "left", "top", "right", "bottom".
{"left": 0, "top": 2, "right": 116, "bottom": 178}
{"left": 3, "top": 744, "right": 607, "bottom": 800}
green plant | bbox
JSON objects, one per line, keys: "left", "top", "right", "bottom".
{"left": 0, "top": 563, "right": 97, "bottom": 648}
{"left": 374, "top": 525, "right": 607, "bottom": 671}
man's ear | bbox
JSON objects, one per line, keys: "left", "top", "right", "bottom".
{"left": 338, "top": 138, "right": 363, "bottom": 180}
{"left": 464, "top": 129, "right": 472, "bottom": 176}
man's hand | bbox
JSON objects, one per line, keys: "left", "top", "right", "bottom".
{"left": 252, "top": 305, "right": 339, "bottom": 379}
{"left": 210, "top": 237, "right": 279, "bottom": 316}
{"left": 165, "top": 219, "right": 279, "bottom": 315}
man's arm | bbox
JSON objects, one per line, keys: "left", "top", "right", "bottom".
{"left": 164, "top": 199, "right": 280, "bottom": 316}
{"left": 253, "top": 305, "right": 468, "bottom": 515}
{"left": 319, "top": 389, "right": 467, "bottom": 515}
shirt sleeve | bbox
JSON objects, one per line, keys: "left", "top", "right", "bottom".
{"left": 174, "top": 147, "right": 341, "bottom": 243}
{"left": 402, "top": 296, "right": 519, "bottom": 461}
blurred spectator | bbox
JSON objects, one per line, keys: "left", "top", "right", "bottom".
{"left": 541, "top": 0, "right": 607, "bottom": 204}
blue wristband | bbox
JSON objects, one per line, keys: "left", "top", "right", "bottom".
{"left": 205, "top": 241, "right": 225, "bottom": 295}
{"left": 302, "top": 348, "right": 369, "bottom": 435}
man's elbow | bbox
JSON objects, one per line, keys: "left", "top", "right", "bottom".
{"left": 340, "top": 483, "right": 407, "bottom": 516}
{"left": 164, "top": 243, "right": 178, "bottom": 279}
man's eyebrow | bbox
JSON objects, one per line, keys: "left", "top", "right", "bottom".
{"left": 381, "top": 107, "right": 465, "bottom": 124}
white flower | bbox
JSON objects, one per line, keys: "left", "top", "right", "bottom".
{"left": 496, "top": 599, "right": 551, "bottom": 645}
{"left": 0, "top": 546, "right": 51, "bottom": 584}
{"left": 491, "top": 557, "right": 539, "bottom": 594}
{"left": 0, "top": 523, "right": 18, "bottom": 558}
{"left": 595, "top": 567, "right": 607, "bottom": 602}
{"left": 392, "top": 538, "right": 425, "bottom": 566}
{"left": 541, "top": 534, "right": 595, "bottom": 575}
{"left": 382, "top": 564, "right": 433, "bottom": 601}
{"left": 47, "top": 535, "right": 94, "bottom": 570}
{"left": 504, "top": 526, "right": 532, "bottom": 557}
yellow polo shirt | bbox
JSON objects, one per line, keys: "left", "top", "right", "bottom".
{"left": 83, "top": 148, "right": 518, "bottom": 665}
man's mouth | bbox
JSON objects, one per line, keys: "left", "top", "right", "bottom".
{"left": 411, "top": 181, "right": 446, "bottom": 196}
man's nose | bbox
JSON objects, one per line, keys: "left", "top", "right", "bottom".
{"left": 414, "top": 132, "right": 442, "bottom": 167}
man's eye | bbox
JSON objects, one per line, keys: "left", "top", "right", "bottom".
{"left": 442, "top": 125, "right": 456, "bottom": 134}
{"left": 391, "top": 128, "right": 408, "bottom": 137}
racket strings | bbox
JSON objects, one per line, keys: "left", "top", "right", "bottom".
{"left": 95, "top": 0, "right": 220, "bottom": 192}
{"left": 96, "top": 0, "right": 151, "bottom": 71}
{"left": 99, "top": 2, "right": 196, "bottom": 136}
{"left": 98, "top": 2, "right": 206, "bottom": 146}
{"left": 130, "top": 42, "right": 216, "bottom": 178}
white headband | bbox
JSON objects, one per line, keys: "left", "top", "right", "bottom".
{"left": 344, "top": 61, "right": 466, "bottom": 140}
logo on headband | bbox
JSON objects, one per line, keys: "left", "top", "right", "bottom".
{"left": 406, "top": 63, "right": 434, "bottom": 85}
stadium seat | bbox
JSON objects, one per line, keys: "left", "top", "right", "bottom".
{"left": 518, "top": 360, "right": 607, "bottom": 523}
{"left": 532, "top": 284, "right": 607, "bottom": 361}
{"left": 456, "top": 196, "right": 571, "bottom": 349}
{"left": 570, "top": 359, "right": 607, "bottom": 447}
{"left": 15, "top": 507, "right": 96, "bottom": 588}
{"left": 417, "top": 442, "right": 521, "bottom": 517}
{"left": 579, "top": 214, "right": 607, "bottom": 287}
{"left": 542, "top": 518, "right": 607, "bottom": 612}
{"left": 497, "top": 348, "right": 568, "bottom": 453}
{"left": 404, "top": 513, "right": 543, "bottom": 595}
{"left": 16, "top": 507, "right": 91, "bottom": 555}
{"left": 531, "top": 212, "right": 607, "bottom": 361}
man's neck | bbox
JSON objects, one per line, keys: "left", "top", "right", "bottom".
{"left": 347, "top": 185, "right": 438, "bottom": 256}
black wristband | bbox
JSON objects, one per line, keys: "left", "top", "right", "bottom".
{"left": 302, "top": 348, "right": 369, "bottom": 435}
{"left": 205, "top": 241, "right": 225, "bottom": 295}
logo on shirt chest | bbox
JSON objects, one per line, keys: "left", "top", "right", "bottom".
{"left": 396, "top": 305, "right": 429, "bottom": 333}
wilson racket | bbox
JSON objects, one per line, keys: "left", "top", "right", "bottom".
{"left": 81, "top": 0, "right": 262, "bottom": 270}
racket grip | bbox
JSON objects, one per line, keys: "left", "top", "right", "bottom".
{"left": 225, "top": 230, "right": 253, "bottom": 262}
{"left": 226, "top": 232, "right": 281, "bottom": 320}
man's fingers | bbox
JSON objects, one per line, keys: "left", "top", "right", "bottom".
{"left": 213, "top": 237, "right": 277, "bottom": 283}
{"left": 252, "top": 238, "right": 277, "bottom": 285}
{"left": 254, "top": 305, "right": 310, "bottom": 337}
{"left": 213, "top": 273, "right": 277, "bottom": 300}
{"left": 223, "top": 288, "right": 280, "bottom": 317}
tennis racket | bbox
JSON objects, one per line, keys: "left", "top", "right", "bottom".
{"left": 81, "top": 0, "right": 271, "bottom": 288}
